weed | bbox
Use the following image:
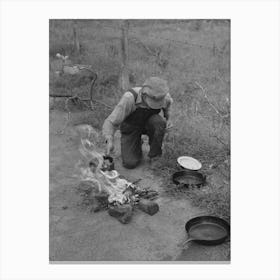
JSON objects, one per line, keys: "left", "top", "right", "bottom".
{"left": 49, "top": 19, "right": 230, "bottom": 219}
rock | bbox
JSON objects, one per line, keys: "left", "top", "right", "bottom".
{"left": 108, "top": 204, "right": 133, "bottom": 224}
{"left": 90, "top": 204, "right": 102, "bottom": 213}
{"left": 108, "top": 204, "right": 131, "bottom": 217}
{"left": 89, "top": 194, "right": 109, "bottom": 212}
{"left": 95, "top": 192, "right": 109, "bottom": 204}
{"left": 62, "top": 205, "right": 68, "bottom": 210}
{"left": 76, "top": 181, "right": 94, "bottom": 196}
{"left": 119, "top": 211, "right": 133, "bottom": 224}
{"left": 138, "top": 199, "right": 159, "bottom": 215}
{"left": 82, "top": 197, "right": 95, "bottom": 206}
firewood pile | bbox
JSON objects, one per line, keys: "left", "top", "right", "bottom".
{"left": 76, "top": 180, "right": 159, "bottom": 224}
{"left": 76, "top": 138, "right": 160, "bottom": 224}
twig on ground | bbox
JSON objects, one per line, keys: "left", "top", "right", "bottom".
{"left": 211, "top": 134, "right": 229, "bottom": 148}
{"left": 216, "top": 73, "right": 230, "bottom": 87}
{"left": 91, "top": 99, "right": 113, "bottom": 109}
{"left": 195, "top": 81, "right": 230, "bottom": 133}
{"left": 194, "top": 81, "right": 223, "bottom": 118}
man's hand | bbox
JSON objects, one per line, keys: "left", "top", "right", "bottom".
{"left": 105, "top": 137, "right": 114, "bottom": 156}
{"left": 166, "top": 120, "right": 174, "bottom": 130}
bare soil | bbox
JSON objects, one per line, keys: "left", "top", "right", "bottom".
{"left": 49, "top": 110, "right": 230, "bottom": 262}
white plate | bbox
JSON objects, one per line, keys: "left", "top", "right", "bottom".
{"left": 177, "top": 156, "right": 202, "bottom": 170}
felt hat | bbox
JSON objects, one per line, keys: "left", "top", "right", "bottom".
{"left": 142, "top": 77, "right": 169, "bottom": 109}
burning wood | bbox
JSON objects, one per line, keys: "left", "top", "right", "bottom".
{"left": 77, "top": 137, "right": 159, "bottom": 223}
{"left": 78, "top": 138, "right": 138, "bottom": 205}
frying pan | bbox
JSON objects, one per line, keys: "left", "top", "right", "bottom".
{"left": 172, "top": 170, "right": 206, "bottom": 187}
{"left": 182, "top": 216, "right": 230, "bottom": 248}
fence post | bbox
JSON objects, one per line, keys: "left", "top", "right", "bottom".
{"left": 119, "top": 20, "right": 130, "bottom": 92}
{"left": 72, "top": 20, "right": 80, "bottom": 54}
{"left": 213, "top": 42, "right": 216, "bottom": 56}
{"left": 213, "top": 42, "right": 217, "bottom": 81}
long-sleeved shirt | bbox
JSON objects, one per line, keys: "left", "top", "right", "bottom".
{"left": 102, "top": 87, "right": 173, "bottom": 140}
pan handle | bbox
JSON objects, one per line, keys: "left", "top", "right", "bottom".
{"left": 181, "top": 237, "right": 195, "bottom": 249}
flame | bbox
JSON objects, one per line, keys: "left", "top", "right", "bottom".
{"left": 78, "top": 134, "right": 134, "bottom": 204}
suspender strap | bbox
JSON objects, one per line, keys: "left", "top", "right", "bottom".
{"left": 128, "top": 88, "right": 139, "bottom": 102}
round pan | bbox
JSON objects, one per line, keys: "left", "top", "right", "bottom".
{"left": 183, "top": 216, "right": 230, "bottom": 247}
{"left": 172, "top": 170, "right": 206, "bottom": 187}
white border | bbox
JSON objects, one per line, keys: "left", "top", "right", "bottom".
{"left": 1, "top": 0, "right": 280, "bottom": 279}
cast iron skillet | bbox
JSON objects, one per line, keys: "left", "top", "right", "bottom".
{"left": 182, "top": 216, "right": 230, "bottom": 248}
{"left": 172, "top": 170, "right": 206, "bottom": 187}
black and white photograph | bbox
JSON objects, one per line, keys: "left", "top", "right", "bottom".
{"left": 49, "top": 19, "right": 231, "bottom": 262}
{"left": 1, "top": 0, "right": 280, "bottom": 278}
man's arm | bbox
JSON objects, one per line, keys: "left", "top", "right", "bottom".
{"left": 162, "top": 93, "right": 173, "bottom": 121}
{"left": 102, "top": 91, "right": 135, "bottom": 142}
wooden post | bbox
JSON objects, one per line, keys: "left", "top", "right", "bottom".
{"left": 213, "top": 42, "right": 217, "bottom": 81}
{"left": 213, "top": 42, "right": 216, "bottom": 56}
{"left": 119, "top": 20, "right": 129, "bottom": 92}
{"left": 72, "top": 20, "right": 80, "bottom": 54}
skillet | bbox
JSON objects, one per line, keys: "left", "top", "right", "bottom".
{"left": 182, "top": 216, "right": 230, "bottom": 248}
{"left": 172, "top": 170, "right": 206, "bottom": 187}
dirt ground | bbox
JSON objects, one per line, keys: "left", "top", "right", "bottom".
{"left": 49, "top": 110, "right": 230, "bottom": 262}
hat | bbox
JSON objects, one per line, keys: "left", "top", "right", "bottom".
{"left": 142, "top": 77, "right": 169, "bottom": 109}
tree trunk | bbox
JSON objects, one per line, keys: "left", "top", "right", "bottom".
{"left": 119, "top": 20, "right": 129, "bottom": 92}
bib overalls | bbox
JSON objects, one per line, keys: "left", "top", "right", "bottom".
{"left": 120, "top": 89, "right": 167, "bottom": 169}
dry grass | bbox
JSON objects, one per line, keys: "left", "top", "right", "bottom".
{"left": 49, "top": 19, "right": 230, "bottom": 219}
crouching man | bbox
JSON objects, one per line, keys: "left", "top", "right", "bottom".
{"left": 102, "top": 77, "right": 173, "bottom": 169}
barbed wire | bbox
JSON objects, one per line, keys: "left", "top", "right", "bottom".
{"left": 80, "top": 22, "right": 226, "bottom": 54}
{"left": 129, "top": 28, "right": 214, "bottom": 51}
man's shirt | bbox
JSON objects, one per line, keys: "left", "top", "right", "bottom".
{"left": 102, "top": 87, "right": 173, "bottom": 139}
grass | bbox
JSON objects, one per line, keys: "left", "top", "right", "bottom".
{"left": 49, "top": 19, "right": 230, "bottom": 220}
{"left": 148, "top": 119, "right": 230, "bottom": 220}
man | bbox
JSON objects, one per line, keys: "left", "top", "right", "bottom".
{"left": 102, "top": 77, "right": 173, "bottom": 169}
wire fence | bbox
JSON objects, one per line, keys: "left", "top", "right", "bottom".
{"left": 50, "top": 20, "right": 230, "bottom": 139}
{"left": 78, "top": 21, "right": 228, "bottom": 55}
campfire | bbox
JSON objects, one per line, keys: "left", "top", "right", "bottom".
{"left": 77, "top": 136, "right": 159, "bottom": 224}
